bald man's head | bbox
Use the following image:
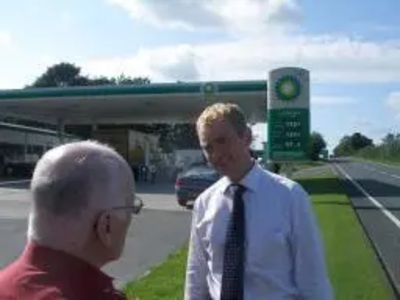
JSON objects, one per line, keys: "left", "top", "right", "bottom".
{"left": 30, "top": 140, "right": 132, "bottom": 216}
{"left": 27, "top": 140, "right": 136, "bottom": 266}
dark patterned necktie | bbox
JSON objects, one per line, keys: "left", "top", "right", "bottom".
{"left": 220, "top": 184, "right": 247, "bottom": 300}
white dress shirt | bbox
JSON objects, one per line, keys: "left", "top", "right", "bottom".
{"left": 184, "top": 162, "right": 333, "bottom": 300}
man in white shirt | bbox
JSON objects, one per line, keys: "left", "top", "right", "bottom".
{"left": 184, "top": 103, "right": 333, "bottom": 300}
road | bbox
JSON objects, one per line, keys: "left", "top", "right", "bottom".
{"left": 332, "top": 159, "right": 400, "bottom": 298}
{"left": 0, "top": 180, "right": 192, "bottom": 288}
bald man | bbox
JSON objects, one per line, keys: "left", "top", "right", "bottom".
{"left": 0, "top": 140, "right": 142, "bottom": 300}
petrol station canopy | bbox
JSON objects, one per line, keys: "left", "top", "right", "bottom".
{"left": 0, "top": 80, "right": 267, "bottom": 125}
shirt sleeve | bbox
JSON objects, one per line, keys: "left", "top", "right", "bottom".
{"left": 290, "top": 183, "right": 334, "bottom": 300}
{"left": 184, "top": 198, "right": 210, "bottom": 300}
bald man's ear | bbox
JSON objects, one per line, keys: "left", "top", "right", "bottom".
{"left": 95, "top": 212, "right": 113, "bottom": 247}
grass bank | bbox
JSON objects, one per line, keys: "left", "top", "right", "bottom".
{"left": 124, "top": 166, "right": 393, "bottom": 299}
{"left": 294, "top": 168, "right": 393, "bottom": 299}
{"left": 124, "top": 246, "right": 188, "bottom": 299}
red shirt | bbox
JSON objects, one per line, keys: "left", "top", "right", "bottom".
{"left": 0, "top": 241, "right": 127, "bottom": 300}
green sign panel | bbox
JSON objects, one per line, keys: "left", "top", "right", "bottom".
{"left": 267, "top": 108, "right": 310, "bottom": 161}
{"left": 267, "top": 67, "right": 310, "bottom": 162}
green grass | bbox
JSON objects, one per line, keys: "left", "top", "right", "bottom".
{"left": 294, "top": 168, "right": 393, "bottom": 300}
{"left": 124, "top": 246, "right": 188, "bottom": 300}
{"left": 279, "top": 160, "right": 326, "bottom": 175}
{"left": 124, "top": 167, "right": 393, "bottom": 300}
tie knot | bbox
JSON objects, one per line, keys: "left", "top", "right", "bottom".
{"left": 230, "top": 184, "right": 246, "bottom": 196}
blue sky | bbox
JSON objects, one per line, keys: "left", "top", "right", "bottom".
{"left": 0, "top": 0, "right": 399, "bottom": 151}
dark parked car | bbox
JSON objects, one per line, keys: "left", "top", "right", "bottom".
{"left": 175, "top": 164, "right": 220, "bottom": 208}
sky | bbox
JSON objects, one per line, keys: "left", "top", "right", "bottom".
{"left": 0, "top": 0, "right": 400, "bottom": 152}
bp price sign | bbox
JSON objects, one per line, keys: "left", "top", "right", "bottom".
{"left": 267, "top": 68, "right": 310, "bottom": 162}
{"left": 267, "top": 109, "right": 310, "bottom": 161}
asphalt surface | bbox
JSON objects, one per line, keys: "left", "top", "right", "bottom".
{"left": 332, "top": 159, "right": 400, "bottom": 298}
{"left": 0, "top": 180, "right": 192, "bottom": 288}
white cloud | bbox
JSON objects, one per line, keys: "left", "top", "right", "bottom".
{"left": 386, "top": 92, "right": 400, "bottom": 119}
{"left": 107, "top": 0, "right": 222, "bottom": 31}
{"left": 107, "top": 0, "right": 302, "bottom": 35}
{"left": 312, "top": 96, "right": 358, "bottom": 106}
{"left": 82, "top": 34, "right": 400, "bottom": 84}
{"left": 0, "top": 30, "right": 12, "bottom": 49}
{"left": 99, "top": 0, "right": 400, "bottom": 84}
{"left": 84, "top": 45, "right": 200, "bottom": 81}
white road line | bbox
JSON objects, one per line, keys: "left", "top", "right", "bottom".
{"left": 335, "top": 164, "right": 400, "bottom": 229}
{"left": 0, "top": 179, "right": 30, "bottom": 186}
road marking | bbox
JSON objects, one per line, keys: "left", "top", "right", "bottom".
{"left": 0, "top": 180, "right": 30, "bottom": 186}
{"left": 335, "top": 164, "right": 400, "bottom": 229}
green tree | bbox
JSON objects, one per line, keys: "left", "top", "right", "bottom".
{"left": 308, "top": 131, "right": 327, "bottom": 160}
{"left": 28, "top": 62, "right": 89, "bottom": 88}
{"left": 333, "top": 132, "right": 374, "bottom": 157}
{"left": 129, "top": 123, "right": 199, "bottom": 152}
{"left": 115, "top": 74, "right": 150, "bottom": 85}
{"left": 87, "top": 76, "right": 116, "bottom": 86}
{"left": 351, "top": 132, "right": 373, "bottom": 151}
{"left": 171, "top": 124, "right": 199, "bottom": 149}
{"left": 28, "top": 62, "right": 151, "bottom": 88}
{"left": 333, "top": 135, "right": 353, "bottom": 156}
{"left": 87, "top": 74, "right": 151, "bottom": 86}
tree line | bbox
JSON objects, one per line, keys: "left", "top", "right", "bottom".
{"left": 333, "top": 132, "right": 400, "bottom": 163}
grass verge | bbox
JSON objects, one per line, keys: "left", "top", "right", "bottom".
{"left": 294, "top": 167, "right": 393, "bottom": 299}
{"left": 124, "top": 166, "right": 393, "bottom": 300}
{"left": 124, "top": 246, "right": 188, "bottom": 300}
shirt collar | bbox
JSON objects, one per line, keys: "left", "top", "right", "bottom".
{"left": 20, "top": 240, "right": 114, "bottom": 289}
{"left": 221, "top": 160, "right": 261, "bottom": 195}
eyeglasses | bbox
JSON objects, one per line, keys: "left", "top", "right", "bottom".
{"left": 92, "top": 195, "right": 144, "bottom": 233}
{"left": 111, "top": 195, "right": 144, "bottom": 215}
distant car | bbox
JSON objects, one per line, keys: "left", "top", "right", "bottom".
{"left": 175, "top": 164, "right": 220, "bottom": 208}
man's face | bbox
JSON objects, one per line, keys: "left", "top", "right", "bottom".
{"left": 197, "top": 117, "right": 251, "bottom": 179}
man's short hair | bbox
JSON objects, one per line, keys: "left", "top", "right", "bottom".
{"left": 196, "top": 103, "right": 248, "bottom": 135}
{"left": 30, "top": 140, "right": 124, "bottom": 216}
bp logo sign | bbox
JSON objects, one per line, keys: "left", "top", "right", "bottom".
{"left": 275, "top": 75, "right": 301, "bottom": 101}
{"left": 201, "top": 82, "right": 218, "bottom": 96}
